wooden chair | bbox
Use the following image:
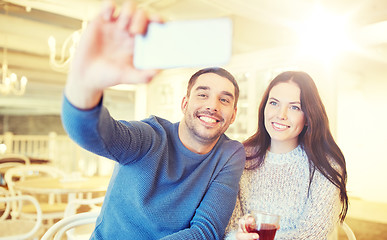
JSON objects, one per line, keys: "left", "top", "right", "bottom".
{"left": 0, "top": 162, "right": 24, "bottom": 187}
{"left": 0, "top": 153, "right": 31, "bottom": 165}
{"left": 63, "top": 195, "right": 104, "bottom": 240}
{"left": 328, "top": 221, "right": 356, "bottom": 240}
{"left": 0, "top": 187, "right": 43, "bottom": 240}
{"left": 341, "top": 222, "right": 356, "bottom": 240}
{"left": 40, "top": 211, "right": 99, "bottom": 240}
{"left": 4, "top": 165, "right": 68, "bottom": 227}
{"left": 0, "top": 153, "right": 30, "bottom": 187}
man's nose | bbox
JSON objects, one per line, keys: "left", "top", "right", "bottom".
{"left": 206, "top": 97, "right": 219, "bottom": 112}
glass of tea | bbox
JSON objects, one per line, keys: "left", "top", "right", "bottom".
{"left": 246, "top": 211, "right": 280, "bottom": 240}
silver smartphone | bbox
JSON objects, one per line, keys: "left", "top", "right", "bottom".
{"left": 133, "top": 18, "right": 233, "bottom": 69}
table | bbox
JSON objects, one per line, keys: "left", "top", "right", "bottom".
{"left": 14, "top": 175, "right": 111, "bottom": 215}
{"left": 0, "top": 158, "right": 51, "bottom": 165}
{"left": 13, "top": 175, "right": 111, "bottom": 196}
{"left": 0, "top": 159, "right": 51, "bottom": 186}
{"left": 13, "top": 175, "right": 111, "bottom": 219}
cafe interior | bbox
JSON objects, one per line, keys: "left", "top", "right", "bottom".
{"left": 0, "top": 0, "right": 387, "bottom": 239}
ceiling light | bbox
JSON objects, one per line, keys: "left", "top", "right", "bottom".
{"left": 1, "top": 17, "right": 28, "bottom": 96}
{"left": 293, "top": 4, "right": 355, "bottom": 64}
{"left": 47, "top": 21, "right": 86, "bottom": 72}
{"left": 0, "top": 60, "right": 28, "bottom": 96}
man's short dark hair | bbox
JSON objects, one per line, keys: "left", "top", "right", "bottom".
{"left": 186, "top": 67, "right": 239, "bottom": 108}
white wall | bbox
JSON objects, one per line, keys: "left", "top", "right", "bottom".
{"left": 146, "top": 68, "right": 195, "bottom": 122}
{"left": 337, "top": 70, "right": 387, "bottom": 203}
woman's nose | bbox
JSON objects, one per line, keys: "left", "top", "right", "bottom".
{"left": 277, "top": 107, "right": 288, "bottom": 120}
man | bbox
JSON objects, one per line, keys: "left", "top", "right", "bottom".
{"left": 61, "top": 1, "right": 245, "bottom": 239}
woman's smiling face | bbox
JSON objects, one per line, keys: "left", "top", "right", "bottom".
{"left": 264, "top": 81, "right": 306, "bottom": 152}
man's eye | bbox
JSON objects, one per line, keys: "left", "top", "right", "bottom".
{"left": 198, "top": 94, "right": 207, "bottom": 98}
{"left": 220, "top": 98, "right": 230, "bottom": 103}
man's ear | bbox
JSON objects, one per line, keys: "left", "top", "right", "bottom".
{"left": 230, "top": 107, "right": 237, "bottom": 124}
{"left": 181, "top": 96, "right": 188, "bottom": 113}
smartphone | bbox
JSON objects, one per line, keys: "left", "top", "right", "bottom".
{"left": 133, "top": 18, "right": 233, "bottom": 69}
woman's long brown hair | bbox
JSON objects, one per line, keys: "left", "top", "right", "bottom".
{"left": 244, "top": 71, "right": 348, "bottom": 222}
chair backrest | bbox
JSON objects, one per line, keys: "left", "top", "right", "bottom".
{"left": 0, "top": 162, "right": 24, "bottom": 171}
{"left": 0, "top": 188, "right": 42, "bottom": 240}
{"left": 341, "top": 221, "right": 356, "bottom": 240}
{"left": 0, "top": 154, "right": 30, "bottom": 187}
{"left": 41, "top": 211, "right": 99, "bottom": 240}
{"left": 0, "top": 162, "right": 24, "bottom": 186}
{"left": 62, "top": 196, "right": 104, "bottom": 240}
{"left": 0, "top": 186, "right": 11, "bottom": 220}
{"left": 328, "top": 221, "right": 356, "bottom": 240}
{"left": 65, "top": 196, "right": 104, "bottom": 217}
{"left": 0, "top": 154, "right": 30, "bottom": 165}
{"left": 5, "top": 164, "right": 66, "bottom": 195}
{"left": 4, "top": 165, "right": 67, "bottom": 219}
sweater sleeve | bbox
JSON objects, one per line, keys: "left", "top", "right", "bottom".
{"left": 61, "top": 95, "right": 155, "bottom": 163}
{"left": 275, "top": 171, "right": 341, "bottom": 240}
{"left": 224, "top": 190, "right": 243, "bottom": 240}
{"left": 160, "top": 146, "right": 246, "bottom": 240}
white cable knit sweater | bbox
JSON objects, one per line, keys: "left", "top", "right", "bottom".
{"left": 225, "top": 145, "right": 341, "bottom": 240}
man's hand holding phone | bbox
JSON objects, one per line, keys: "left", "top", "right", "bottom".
{"left": 65, "top": 0, "right": 160, "bottom": 109}
{"left": 65, "top": 0, "right": 233, "bottom": 110}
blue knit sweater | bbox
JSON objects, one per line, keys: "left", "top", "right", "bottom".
{"left": 61, "top": 96, "right": 246, "bottom": 239}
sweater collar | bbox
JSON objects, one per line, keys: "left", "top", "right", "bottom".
{"left": 265, "top": 145, "right": 304, "bottom": 164}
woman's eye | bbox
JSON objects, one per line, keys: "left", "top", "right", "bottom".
{"left": 269, "top": 101, "right": 278, "bottom": 106}
{"left": 291, "top": 105, "right": 301, "bottom": 111}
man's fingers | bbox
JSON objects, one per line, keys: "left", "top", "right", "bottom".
{"left": 130, "top": 8, "right": 149, "bottom": 35}
{"left": 148, "top": 13, "right": 164, "bottom": 24}
{"left": 117, "top": 1, "right": 136, "bottom": 30}
{"left": 121, "top": 68, "right": 160, "bottom": 84}
{"left": 101, "top": 0, "right": 116, "bottom": 21}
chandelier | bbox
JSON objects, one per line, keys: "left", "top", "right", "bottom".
{"left": 0, "top": 46, "right": 28, "bottom": 96}
{"left": 47, "top": 21, "right": 87, "bottom": 72}
{"left": 1, "top": 3, "right": 27, "bottom": 96}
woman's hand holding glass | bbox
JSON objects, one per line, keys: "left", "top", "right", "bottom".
{"left": 236, "top": 211, "right": 280, "bottom": 240}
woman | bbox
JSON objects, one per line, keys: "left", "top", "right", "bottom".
{"left": 226, "top": 71, "right": 348, "bottom": 239}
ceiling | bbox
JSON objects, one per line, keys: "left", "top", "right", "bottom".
{"left": 1, "top": 0, "right": 387, "bottom": 115}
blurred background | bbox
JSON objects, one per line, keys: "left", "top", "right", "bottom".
{"left": 0, "top": 0, "right": 386, "bottom": 238}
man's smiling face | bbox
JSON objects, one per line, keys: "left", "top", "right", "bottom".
{"left": 180, "top": 72, "right": 237, "bottom": 146}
